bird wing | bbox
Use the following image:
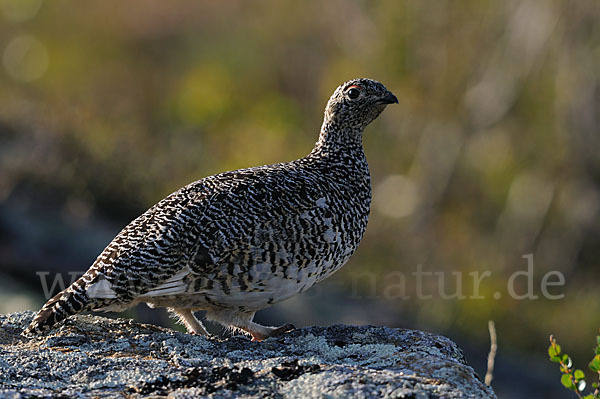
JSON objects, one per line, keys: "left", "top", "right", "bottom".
{"left": 138, "top": 163, "right": 343, "bottom": 299}
{"left": 85, "top": 161, "right": 338, "bottom": 303}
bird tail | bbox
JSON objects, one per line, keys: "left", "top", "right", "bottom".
{"left": 25, "top": 276, "right": 93, "bottom": 335}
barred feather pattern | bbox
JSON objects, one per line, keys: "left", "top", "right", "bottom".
{"left": 25, "top": 78, "right": 397, "bottom": 336}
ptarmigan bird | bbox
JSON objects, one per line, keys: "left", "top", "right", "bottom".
{"left": 26, "top": 78, "right": 397, "bottom": 340}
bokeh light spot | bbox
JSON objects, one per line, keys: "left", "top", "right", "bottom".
{"left": 3, "top": 35, "right": 49, "bottom": 82}
{"left": 374, "top": 175, "right": 418, "bottom": 219}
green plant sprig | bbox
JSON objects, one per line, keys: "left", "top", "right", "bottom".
{"left": 548, "top": 334, "right": 600, "bottom": 399}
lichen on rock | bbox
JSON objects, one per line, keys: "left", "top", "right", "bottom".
{"left": 0, "top": 311, "right": 496, "bottom": 398}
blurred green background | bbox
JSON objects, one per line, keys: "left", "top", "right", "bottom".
{"left": 1, "top": 1, "right": 599, "bottom": 397}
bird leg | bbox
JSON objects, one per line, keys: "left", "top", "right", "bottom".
{"left": 206, "top": 309, "right": 295, "bottom": 341}
{"left": 242, "top": 322, "right": 296, "bottom": 342}
{"left": 172, "top": 308, "right": 209, "bottom": 335}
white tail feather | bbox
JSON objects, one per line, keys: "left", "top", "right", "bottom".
{"left": 139, "top": 268, "right": 190, "bottom": 297}
{"left": 86, "top": 279, "right": 117, "bottom": 299}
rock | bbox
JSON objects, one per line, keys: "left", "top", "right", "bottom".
{"left": 0, "top": 311, "right": 496, "bottom": 398}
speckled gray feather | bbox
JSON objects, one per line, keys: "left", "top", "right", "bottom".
{"left": 25, "top": 78, "right": 398, "bottom": 339}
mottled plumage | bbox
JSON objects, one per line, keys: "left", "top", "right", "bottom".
{"left": 26, "top": 78, "right": 397, "bottom": 340}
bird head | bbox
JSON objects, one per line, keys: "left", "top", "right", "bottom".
{"left": 322, "top": 78, "right": 398, "bottom": 140}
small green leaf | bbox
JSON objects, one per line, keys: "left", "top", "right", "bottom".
{"left": 583, "top": 394, "right": 595, "bottom": 399}
{"left": 575, "top": 369, "right": 586, "bottom": 381}
{"left": 550, "top": 355, "right": 561, "bottom": 363}
{"left": 563, "top": 355, "right": 573, "bottom": 368}
{"left": 589, "top": 355, "right": 600, "bottom": 372}
{"left": 555, "top": 344, "right": 562, "bottom": 356}
{"left": 562, "top": 374, "right": 575, "bottom": 390}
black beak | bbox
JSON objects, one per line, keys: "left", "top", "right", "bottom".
{"left": 376, "top": 91, "right": 399, "bottom": 105}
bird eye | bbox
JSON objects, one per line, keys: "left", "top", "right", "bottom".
{"left": 347, "top": 87, "right": 360, "bottom": 100}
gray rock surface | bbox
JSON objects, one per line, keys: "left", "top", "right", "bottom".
{"left": 0, "top": 311, "right": 496, "bottom": 398}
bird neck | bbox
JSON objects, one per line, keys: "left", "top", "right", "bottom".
{"left": 312, "top": 121, "right": 364, "bottom": 155}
